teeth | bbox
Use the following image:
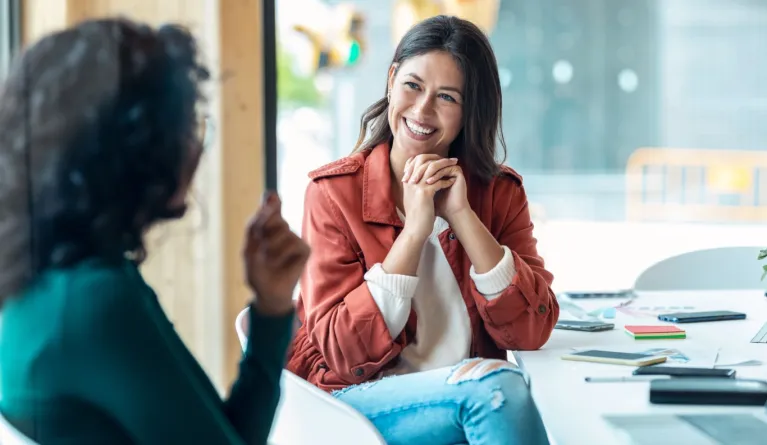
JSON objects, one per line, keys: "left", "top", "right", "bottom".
{"left": 405, "top": 118, "right": 435, "bottom": 135}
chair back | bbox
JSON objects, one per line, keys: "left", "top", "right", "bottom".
{"left": 235, "top": 307, "right": 386, "bottom": 445}
{"left": 634, "top": 246, "right": 766, "bottom": 291}
{"left": 0, "top": 413, "right": 39, "bottom": 445}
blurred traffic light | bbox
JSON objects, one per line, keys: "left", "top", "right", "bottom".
{"left": 292, "top": 5, "right": 366, "bottom": 72}
{"left": 392, "top": 0, "right": 500, "bottom": 45}
{"left": 443, "top": 0, "right": 500, "bottom": 34}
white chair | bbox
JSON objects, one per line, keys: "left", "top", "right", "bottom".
{"left": 0, "top": 412, "right": 38, "bottom": 445}
{"left": 235, "top": 307, "right": 386, "bottom": 445}
{"left": 634, "top": 246, "right": 766, "bottom": 291}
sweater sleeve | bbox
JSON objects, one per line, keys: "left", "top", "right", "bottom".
{"left": 469, "top": 245, "right": 516, "bottom": 300}
{"left": 63, "top": 267, "right": 293, "bottom": 445}
{"left": 364, "top": 263, "right": 418, "bottom": 337}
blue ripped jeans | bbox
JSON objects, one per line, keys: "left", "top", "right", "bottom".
{"left": 333, "top": 358, "right": 551, "bottom": 445}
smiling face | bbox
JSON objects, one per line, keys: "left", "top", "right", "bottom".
{"left": 387, "top": 51, "right": 464, "bottom": 160}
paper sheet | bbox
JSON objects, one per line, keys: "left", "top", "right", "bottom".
{"left": 713, "top": 348, "right": 765, "bottom": 367}
{"left": 570, "top": 346, "right": 719, "bottom": 368}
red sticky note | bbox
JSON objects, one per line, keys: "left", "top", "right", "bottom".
{"left": 625, "top": 325, "right": 685, "bottom": 334}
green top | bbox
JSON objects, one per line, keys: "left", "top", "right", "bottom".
{"left": 0, "top": 258, "right": 292, "bottom": 445}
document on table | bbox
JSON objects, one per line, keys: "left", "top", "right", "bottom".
{"left": 713, "top": 348, "right": 765, "bottom": 367}
{"left": 605, "top": 413, "right": 767, "bottom": 445}
{"left": 569, "top": 346, "right": 719, "bottom": 368}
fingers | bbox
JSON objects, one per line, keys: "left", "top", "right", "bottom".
{"left": 245, "top": 190, "right": 309, "bottom": 265}
{"left": 245, "top": 191, "right": 284, "bottom": 251}
{"left": 408, "top": 159, "right": 458, "bottom": 184}
{"left": 402, "top": 157, "right": 414, "bottom": 182}
{"left": 248, "top": 213, "right": 310, "bottom": 271}
{"left": 261, "top": 224, "right": 294, "bottom": 258}
{"left": 266, "top": 231, "right": 311, "bottom": 270}
{"left": 403, "top": 157, "right": 458, "bottom": 184}
{"left": 276, "top": 238, "right": 311, "bottom": 269}
{"left": 402, "top": 154, "right": 442, "bottom": 183}
{"left": 262, "top": 190, "right": 282, "bottom": 213}
{"left": 422, "top": 159, "right": 458, "bottom": 184}
{"left": 408, "top": 162, "right": 430, "bottom": 185}
{"left": 428, "top": 176, "right": 457, "bottom": 191}
{"left": 409, "top": 175, "right": 457, "bottom": 200}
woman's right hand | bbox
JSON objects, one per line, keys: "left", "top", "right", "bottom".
{"left": 400, "top": 155, "right": 459, "bottom": 241}
{"left": 243, "top": 191, "right": 311, "bottom": 316}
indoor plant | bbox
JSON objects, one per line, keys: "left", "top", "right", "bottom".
{"left": 760, "top": 248, "right": 767, "bottom": 281}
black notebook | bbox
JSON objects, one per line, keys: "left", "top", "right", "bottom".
{"left": 650, "top": 378, "right": 767, "bottom": 406}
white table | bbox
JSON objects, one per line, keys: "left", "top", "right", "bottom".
{"left": 514, "top": 290, "right": 767, "bottom": 445}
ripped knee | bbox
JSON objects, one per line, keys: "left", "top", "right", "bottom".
{"left": 445, "top": 358, "right": 522, "bottom": 385}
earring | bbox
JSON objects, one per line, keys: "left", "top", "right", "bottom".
{"left": 387, "top": 91, "right": 391, "bottom": 103}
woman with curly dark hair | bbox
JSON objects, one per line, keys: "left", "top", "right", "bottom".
{"left": 0, "top": 18, "right": 309, "bottom": 444}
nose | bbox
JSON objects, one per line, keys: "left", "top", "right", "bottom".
{"left": 411, "top": 93, "right": 435, "bottom": 118}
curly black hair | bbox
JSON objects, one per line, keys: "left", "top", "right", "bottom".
{"left": 0, "top": 17, "right": 209, "bottom": 303}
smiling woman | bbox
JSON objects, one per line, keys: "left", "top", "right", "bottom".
{"left": 353, "top": 15, "right": 504, "bottom": 183}
{"left": 387, "top": 52, "right": 464, "bottom": 157}
{"left": 288, "top": 15, "right": 556, "bottom": 445}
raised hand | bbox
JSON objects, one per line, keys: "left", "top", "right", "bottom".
{"left": 243, "top": 191, "right": 310, "bottom": 316}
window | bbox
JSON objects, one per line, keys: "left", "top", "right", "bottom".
{"left": 0, "top": 0, "right": 20, "bottom": 79}
{"left": 275, "top": 0, "right": 767, "bottom": 292}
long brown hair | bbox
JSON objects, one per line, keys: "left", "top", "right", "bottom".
{"left": 352, "top": 15, "right": 506, "bottom": 182}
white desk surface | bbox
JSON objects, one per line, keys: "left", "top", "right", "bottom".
{"left": 514, "top": 290, "right": 767, "bottom": 445}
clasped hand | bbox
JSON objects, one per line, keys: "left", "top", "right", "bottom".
{"left": 400, "top": 154, "right": 469, "bottom": 241}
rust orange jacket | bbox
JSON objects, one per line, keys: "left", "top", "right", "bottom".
{"left": 286, "top": 143, "right": 559, "bottom": 392}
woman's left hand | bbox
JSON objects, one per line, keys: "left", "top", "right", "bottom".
{"left": 425, "top": 164, "right": 470, "bottom": 222}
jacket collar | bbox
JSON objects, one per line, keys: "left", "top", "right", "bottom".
{"left": 362, "top": 143, "right": 404, "bottom": 227}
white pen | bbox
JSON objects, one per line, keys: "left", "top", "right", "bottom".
{"left": 584, "top": 375, "right": 671, "bottom": 383}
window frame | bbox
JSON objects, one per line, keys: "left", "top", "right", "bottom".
{"left": 263, "top": 0, "right": 278, "bottom": 190}
{"left": 0, "top": 0, "right": 20, "bottom": 79}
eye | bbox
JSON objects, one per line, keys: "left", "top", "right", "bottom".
{"left": 438, "top": 93, "right": 457, "bottom": 103}
{"left": 404, "top": 81, "right": 420, "bottom": 90}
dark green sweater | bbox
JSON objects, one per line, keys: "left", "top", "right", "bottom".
{"left": 0, "top": 258, "right": 292, "bottom": 445}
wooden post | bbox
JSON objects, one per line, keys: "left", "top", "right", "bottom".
{"left": 218, "top": 0, "right": 266, "bottom": 387}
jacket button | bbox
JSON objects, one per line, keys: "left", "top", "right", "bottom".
{"left": 353, "top": 368, "right": 364, "bottom": 377}
{"left": 537, "top": 304, "right": 547, "bottom": 314}
{"left": 448, "top": 232, "right": 456, "bottom": 240}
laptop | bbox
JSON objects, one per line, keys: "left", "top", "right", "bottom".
{"left": 605, "top": 412, "right": 767, "bottom": 445}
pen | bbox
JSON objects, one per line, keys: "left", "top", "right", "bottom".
{"left": 584, "top": 375, "right": 671, "bottom": 383}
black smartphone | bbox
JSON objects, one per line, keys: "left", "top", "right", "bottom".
{"left": 554, "top": 320, "right": 615, "bottom": 332}
{"left": 633, "top": 366, "right": 736, "bottom": 379}
{"left": 657, "top": 310, "right": 746, "bottom": 323}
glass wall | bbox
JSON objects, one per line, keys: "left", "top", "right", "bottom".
{"left": 0, "top": 0, "right": 18, "bottom": 79}
{"left": 275, "top": 0, "right": 767, "bottom": 292}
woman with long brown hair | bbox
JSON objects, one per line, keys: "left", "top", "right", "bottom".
{"left": 287, "top": 15, "right": 556, "bottom": 445}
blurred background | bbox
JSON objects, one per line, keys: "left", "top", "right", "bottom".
{"left": 2, "top": 0, "right": 765, "bottom": 392}
{"left": 273, "top": 0, "right": 767, "bottom": 293}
